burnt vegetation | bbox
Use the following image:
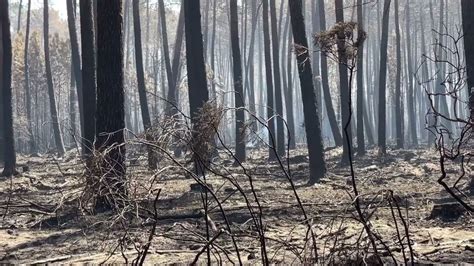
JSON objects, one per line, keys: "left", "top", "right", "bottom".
{"left": 0, "top": 0, "right": 472, "bottom": 264}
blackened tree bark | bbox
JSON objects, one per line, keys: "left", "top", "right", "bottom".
{"left": 288, "top": 0, "right": 325, "bottom": 184}
{"left": 230, "top": 0, "right": 246, "bottom": 163}
{"left": 158, "top": 0, "right": 173, "bottom": 113}
{"left": 95, "top": 0, "right": 126, "bottom": 211}
{"left": 133, "top": 0, "right": 155, "bottom": 170}
{"left": 80, "top": 0, "right": 96, "bottom": 158}
{"left": 168, "top": 2, "right": 185, "bottom": 157}
{"left": 356, "top": 0, "right": 365, "bottom": 155}
{"left": 335, "top": 0, "right": 352, "bottom": 165}
{"left": 184, "top": 0, "right": 210, "bottom": 173}
{"left": 0, "top": 0, "right": 17, "bottom": 176}
{"left": 66, "top": 0, "right": 85, "bottom": 143}
{"left": 17, "top": 0, "right": 22, "bottom": 33}
{"left": 161, "top": 0, "right": 184, "bottom": 118}
{"left": 284, "top": 17, "right": 296, "bottom": 149}
{"left": 263, "top": 0, "right": 277, "bottom": 160}
{"left": 269, "top": 0, "right": 285, "bottom": 157}
{"left": 210, "top": 0, "right": 218, "bottom": 97}
{"left": 24, "top": 0, "right": 36, "bottom": 153}
{"left": 405, "top": 0, "right": 418, "bottom": 146}
{"left": 44, "top": 0, "right": 65, "bottom": 155}
{"left": 377, "top": 0, "right": 391, "bottom": 154}
{"left": 394, "top": 0, "right": 403, "bottom": 148}
{"left": 318, "top": 0, "right": 343, "bottom": 146}
{"left": 0, "top": 5, "right": 3, "bottom": 163}
{"left": 462, "top": 0, "right": 474, "bottom": 120}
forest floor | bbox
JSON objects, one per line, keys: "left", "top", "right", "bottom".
{"left": 0, "top": 146, "right": 472, "bottom": 264}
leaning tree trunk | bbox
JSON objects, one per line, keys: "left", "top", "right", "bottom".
{"left": 24, "top": 0, "right": 36, "bottom": 153}
{"left": 66, "top": 0, "right": 85, "bottom": 147}
{"left": 132, "top": 0, "right": 155, "bottom": 170}
{"left": 79, "top": 0, "right": 97, "bottom": 160}
{"left": 0, "top": 0, "right": 17, "bottom": 176}
{"left": 158, "top": 0, "right": 174, "bottom": 115}
{"left": 318, "top": 0, "right": 343, "bottom": 146}
{"left": 288, "top": 0, "right": 326, "bottom": 184}
{"left": 377, "top": 0, "right": 391, "bottom": 154}
{"left": 229, "top": 0, "right": 246, "bottom": 163}
{"left": 95, "top": 0, "right": 126, "bottom": 212}
{"left": 44, "top": 0, "right": 65, "bottom": 156}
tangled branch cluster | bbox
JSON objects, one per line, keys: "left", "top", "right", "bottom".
{"left": 419, "top": 26, "right": 473, "bottom": 211}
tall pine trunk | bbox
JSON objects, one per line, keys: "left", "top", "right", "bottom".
{"left": 263, "top": 0, "right": 277, "bottom": 161}
{"left": 66, "top": 0, "right": 85, "bottom": 147}
{"left": 132, "top": 0, "right": 155, "bottom": 170}
{"left": 95, "top": 0, "right": 126, "bottom": 211}
{"left": 184, "top": 0, "right": 210, "bottom": 174}
{"left": 288, "top": 0, "right": 325, "bottom": 184}
{"left": 269, "top": 0, "right": 285, "bottom": 157}
{"left": 0, "top": 0, "right": 17, "bottom": 176}
{"left": 44, "top": 0, "right": 65, "bottom": 155}
{"left": 335, "top": 0, "right": 352, "bottom": 165}
{"left": 356, "top": 0, "right": 365, "bottom": 155}
{"left": 377, "top": 0, "right": 391, "bottom": 154}
{"left": 24, "top": 0, "right": 36, "bottom": 153}
{"left": 80, "top": 0, "right": 97, "bottom": 158}
{"left": 318, "top": 0, "right": 343, "bottom": 146}
{"left": 230, "top": 0, "right": 246, "bottom": 163}
{"left": 394, "top": 0, "right": 403, "bottom": 149}
{"left": 405, "top": 0, "right": 418, "bottom": 146}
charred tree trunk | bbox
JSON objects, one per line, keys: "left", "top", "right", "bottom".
{"left": 230, "top": 0, "right": 246, "bottom": 163}
{"left": 184, "top": 0, "right": 210, "bottom": 174}
{"left": 394, "top": 0, "right": 403, "bottom": 149}
{"left": 95, "top": 0, "right": 126, "bottom": 211}
{"left": 24, "top": 0, "right": 36, "bottom": 153}
{"left": 66, "top": 0, "right": 85, "bottom": 147}
{"left": 133, "top": 0, "right": 155, "bottom": 170}
{"left": 405, "top": 0, "right": 418, "bottom": 147}
{"left": 335, "top": 0, "right": 352, "bottom": 165}
{"left": 80, "top": 0, "right": 97, "bottom": 158}
{"left": 289, "top": 0, "right": 325, "bottom": 184}
{"left": 17, "top": 0, "right": 22, "bottom": 33}
{"left": 44, "top": 0, "right": 65, "bottom": 155}
{"left": 318, "top": 0, "right": 343, "bottom": 146}
{"left": 158, "top": 0, "right": 174, "bottom": 114}
{"left": 163, "top": 1, "right": 184, "bottom": 115}
{"left": 462, "top": 0, "right": 474, "bottom": 120}
{"left": 0, "top": 0, "right": 17, "bottom": 176}
{"left": 269, "top": 0, "right": 285, "bottom": 157}
{"left": 377, "top": 0, "right": 391, "bottom": 154}
{"left": 356, "top": 0, "right": 365, "bottom": 155}
{"left": 263, "top": 0, "right": 277, "bottom": 161}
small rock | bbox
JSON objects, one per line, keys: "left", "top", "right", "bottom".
{"left": 6, "top": 229, "right": 18, "bottom": 236}
{"left": 247, "top": 253, "right": 256, "bottom": 260}
{"left": 363, "top": 165, "right": 378, "bottom": 172}
{"left": 422, "top": 163, "right": 438, "bottom": 173}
